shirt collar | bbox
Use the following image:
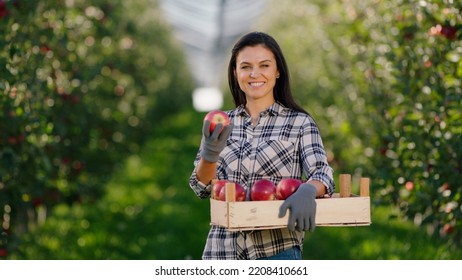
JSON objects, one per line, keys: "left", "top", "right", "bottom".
{"left": 268, "top": 101, "right": 287, "bottom": 116}
{"left": 236, "top": 101, "right": 287, "bottom": 117}
{"left": 236, "top": 105, "right": 247, "bottom": 116}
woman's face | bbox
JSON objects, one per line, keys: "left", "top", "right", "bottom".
{"left": 234, "top": 45, "right": 279, "bottom": 104}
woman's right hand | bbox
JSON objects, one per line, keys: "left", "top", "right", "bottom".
{"left": 200, "top": 120, "right": 233, "bottom": 163}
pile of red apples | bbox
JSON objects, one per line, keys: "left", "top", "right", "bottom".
{"left": 212, "top": 178, "right": 303, "bottom": 202}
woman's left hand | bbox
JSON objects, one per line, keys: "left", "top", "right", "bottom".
{"left": 278, "top": 183, "right": 317, "bottom": 232}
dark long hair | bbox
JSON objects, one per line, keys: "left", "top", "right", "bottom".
{"left": 228, "top": 31, "right": 308, "bottom": 114}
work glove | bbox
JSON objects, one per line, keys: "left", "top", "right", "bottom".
{"left": 278, "top": 183, "right": 317, "bottom": 232}
{"left": 200, "top": 120, "right": 233, "bottom": 163}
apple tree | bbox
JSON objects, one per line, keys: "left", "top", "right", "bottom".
{"left": 262, "top": 0, "right": 461, "bottom": 249}
{"left": 0, "top": 0, "right": 193, "bottom": 258}
{"left": 361, "top": 0, "right": 461, "bottom": 247}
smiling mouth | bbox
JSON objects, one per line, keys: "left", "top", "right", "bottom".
{"left": 249, "top": 82, "right": 265, "bottom": 87}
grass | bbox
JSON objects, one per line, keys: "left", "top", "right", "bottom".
{"left": 12, "top": 108, "right": 462, "bottom": 260}
{"left": 304, "top": 205, "right": 460, "bottom": 259}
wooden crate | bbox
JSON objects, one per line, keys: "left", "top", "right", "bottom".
{"left": 210, "top": 174, "right": 371, "bottom": 231}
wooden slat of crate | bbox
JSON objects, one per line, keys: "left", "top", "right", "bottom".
{"left": 316, "top": 196, "right": 370, "bottom": 226}
{"left": 227, "top": 200, "right": 286, "bottom": 229}
{"left": 209, "top": 199, "right": 229, "bottom": 227}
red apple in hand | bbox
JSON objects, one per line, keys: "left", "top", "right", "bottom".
{"left": 276, "top": 178, "right": 303, "bottom": 200}
{"left": 218, "top": 182, "right": 246, "bottom": 201}
{"left": 250, "top": 179, "right": 276, "bottom": 201}
{"left": 204, "top": 110, "right": 230, "bottom": 134}
{"left": 211, "top": 180, "right": 229, "bottom": 199}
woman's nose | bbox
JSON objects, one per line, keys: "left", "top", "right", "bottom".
{"left": 250, "top": 70, "right": 260, "bottom": 78}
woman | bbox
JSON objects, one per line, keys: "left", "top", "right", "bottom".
{"left": 189, "top": 31, "right": 335, "bottom": 260}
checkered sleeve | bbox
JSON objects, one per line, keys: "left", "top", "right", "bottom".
{"left": 189, "top": 152, "right": 212, "bottom": 199}
{"left": 300, "top": 116, "right": 335, "bottom": 195}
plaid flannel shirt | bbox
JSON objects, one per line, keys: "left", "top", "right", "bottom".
{"left": 189, "top": 102, "right": 335, "bottom": 260}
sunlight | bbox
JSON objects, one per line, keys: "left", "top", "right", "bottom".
{"left": 192, "top": 87, "right": 223, "bottom": 112}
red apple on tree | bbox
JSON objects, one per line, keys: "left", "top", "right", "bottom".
{"left": 218, "top": 182, "right": 246, "bottom": 201}
{"left": 405, "top": 181, "right": 414, "bottom": 191}
{"left": 32, "top": 197, "right": 44, "bottom": 207}
{"left": 250, "top": 179, "right": 276, "bottom": 201}
{"left": 0, "top": 0, "right": 9, "bottom": 19}
{"left": 204, "top": 110, "right": 230, "bottom": 134}
{"left": 440, "top": 25, "right": 457, "bottom": 40}
{"left": 443, "top": 223, "right": 454, "bottom": 234}
{"left": 276, "top": 178, "right": 303, "bottom": 200}
{"left": 0, "top": 248, "right": 8, "bottom": 258}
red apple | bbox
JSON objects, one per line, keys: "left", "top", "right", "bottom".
{"left": 443, "top": 223, "right": 454, "bottom": 234}
{"left": 211, "top": 180, "right": 229, "bottom": 199}
{"left": 0, "top": 248, "right": 7, "bottom": 257}
{"left": 0, "top": 0, "right": 9, "bottom": 19}
{"left": 250, "top": 179, "right": 276, "bottom": 201}
{"left": 440, "top": 25, "right": 457, "bottom": 40}
{"left": 218, "top": 182, "right": 246, "bottom": 201}
{"left": 32, "top": 197, "right": 44, "bottom": 207}
{"left": 405, "top": 181, "right": 414, "bottom": 191}
{"left": 276, "top": 178, "right": 303, "bottom": 200}
{"left": 204, "top": 110, "right": 230, "bottom": 134}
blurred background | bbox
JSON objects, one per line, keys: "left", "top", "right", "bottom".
{"left": 1, "top": 0, "right": 461, "bottom": 259}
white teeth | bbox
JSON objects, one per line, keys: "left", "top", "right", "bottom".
{"left": 250, "top": 82, "right": 264, "bottom": 87}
